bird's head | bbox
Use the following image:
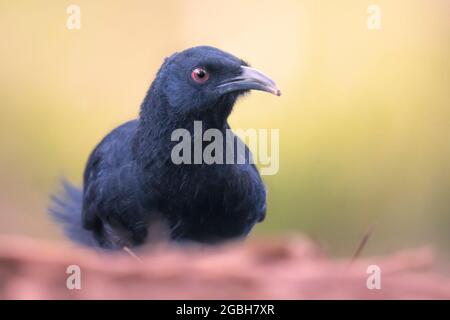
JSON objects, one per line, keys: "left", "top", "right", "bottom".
{"left": 148, "top": 46, "right": 280, "bottom": 118}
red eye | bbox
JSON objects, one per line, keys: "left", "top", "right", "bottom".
{"left": 191, "top": 67, "right": 210, "bottom": 84}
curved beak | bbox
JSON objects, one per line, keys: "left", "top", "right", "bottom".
{"left": 216, "top": 66, "right": 281, "bottom": 96}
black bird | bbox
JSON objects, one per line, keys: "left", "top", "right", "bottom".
{"left": 50, "top": 46, "right": 280, "bottom": 249}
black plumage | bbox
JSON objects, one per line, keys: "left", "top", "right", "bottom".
{"left": 50, "top": 46, "right": 280, "bottom": 249}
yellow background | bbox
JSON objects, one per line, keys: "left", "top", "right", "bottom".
{"left": 0, "top": 0, "right": 449, "bottom": 257}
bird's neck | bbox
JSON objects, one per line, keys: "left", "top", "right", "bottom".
{"left": 134, "top": 88, "right": 234, "bottom": 169}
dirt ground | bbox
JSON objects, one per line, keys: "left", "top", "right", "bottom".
{"left": 0, "top": 234, "right": 449, "bottom": 299}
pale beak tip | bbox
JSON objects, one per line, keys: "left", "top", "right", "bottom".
{"left": 271, "top": 88, "right": 281, "bottom": 96}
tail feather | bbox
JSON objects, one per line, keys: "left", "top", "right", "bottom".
{"left": 49, "top": 180, "right": 97, "bottom": 247}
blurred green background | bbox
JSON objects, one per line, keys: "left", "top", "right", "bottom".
{"left": 0, "top": 0, "right": 449, "bottom": 257}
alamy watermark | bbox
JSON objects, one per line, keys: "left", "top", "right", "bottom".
{"left": 66, "top": 5, "right": 81, "bottom": 30}
{"left": 366, "top": 264, "right": 381, "bottom": 290}
{"left": 66, "top": 264, "right": 81, "bottom": 290}
{"left": 367, "top": 4, "right": 382, "bottom": 30}
{"left": 171, "top": 121, "right": 279, "bottom": 175}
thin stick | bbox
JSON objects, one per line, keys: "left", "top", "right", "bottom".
{"left": 346, "top": 223, "right": 376, "bottom": 271}
{"left": 123, "top": 246, "right": 143, "bottom": 263}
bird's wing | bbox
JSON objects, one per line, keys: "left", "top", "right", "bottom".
{"left": 81, "top": 120, "right": 151, "bottom": 248}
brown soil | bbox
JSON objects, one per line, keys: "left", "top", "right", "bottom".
{"left": 0, "top": 234, "right": 449, "bottom": 299}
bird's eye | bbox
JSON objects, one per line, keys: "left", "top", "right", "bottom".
{"left": 191, "top": 68, "right": 210, "bottom": 84}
